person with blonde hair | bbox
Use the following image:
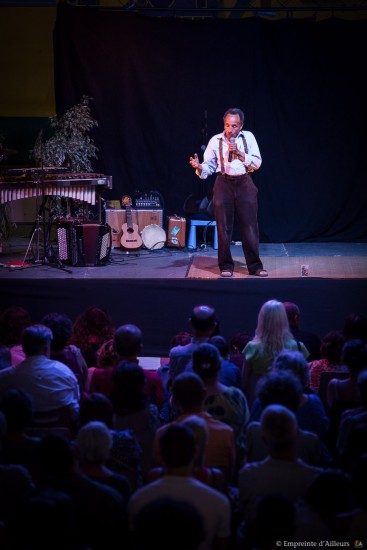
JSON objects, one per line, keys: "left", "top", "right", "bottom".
{"left": 242, "top": 300, "right": 309, "bottom": 407}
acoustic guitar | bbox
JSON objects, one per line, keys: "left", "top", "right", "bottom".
{"left": 120, "top": 195, "right": 143, "bottom": 250}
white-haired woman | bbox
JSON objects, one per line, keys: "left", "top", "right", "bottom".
{"left": 242, "top": 299, "right": 309, "bottom": 407}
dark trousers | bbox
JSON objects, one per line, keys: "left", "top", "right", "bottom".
{"left": 212, "top": 173, "right": 263, "bottom": 273}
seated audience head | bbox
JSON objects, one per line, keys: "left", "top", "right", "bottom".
{"left": 160, "top": 423, "right": 196, "bottom": 469}
{"left": 350, "top": 453, "right": 367, "bottom": 510}
{"left": 257, "top": 370, "right": 303, "bottom": 413}
{"left": 209, "top": 335, "right": 230, "bottom": 359}
{"left": 76, "top": 420, "right": 112, "bottom": 466}
{"left": 96, "top": 338, "right": 119, "bottom": 369}
{"left": 171, "top": 372, "right": 206, "bottom": 413}
{"left": 229, "top": 330, "right": 253, "bottom": 354}
{"left": 21, "top": 324, "right": 53, "bottom": 357}
{"left": 273, "top": 349, "right": 310, "bottom": 390}
{"left": 303, "top": 468, "right": 353, "bottom": 519}
{"left": 109, "top": 361, "right": 147, "bottom": 413}
{"left": 79, "top": 392, "right": 114, "bottom": 427}
{"left": 343, "top": 313, "right": 367, "bottom": 343}
{"left": 189, "top": 304, "right": 219, "bottom": 337}
{"left": 0, "top": 305, "right": 32, "bottom": 347}
{"left": 133, "top": 496, "right": 205, "bottom": 550}
{"left": 192, "top": 342, "right": 222, "bottom": 381}
{"left": 40, "top": 312, "right": 73, "bottom": 352}
{"left": 0, "top": 345, "right": 11, "bottom": 370}
{"left": 319, "top": 330, "right": 345, "bottom": 362}
{"left": 283, "top": 301, "right": 301, "bottom": 328}
{"left": 0, "top": 388, "right": 33, "bottom": 432}
{"left": 114, "top": 324, "right": 142, "bottom": 358}
{"left": 254, "top": 300, "right": 293, "bottom": 356}
{"left": 260, "top": 404, "right": 298, "bottom": 452}
{"left": 357, "top": 369, "right": 367, "bottom": 406}
{"left": 253, "top": 493, "right": 296, "bottom": 545}
{"left": 342, "top": 338, "right": 367, "bottom": 375}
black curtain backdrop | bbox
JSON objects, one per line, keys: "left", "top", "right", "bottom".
{"left": 54, "top": 4, "right": 367, "bottom": 243}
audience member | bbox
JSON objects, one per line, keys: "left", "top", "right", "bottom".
{"left": 308, "top": 330, "right": 346, "bottom": 392}
{"left": 209, "top": 335, "right": 242, "bottom": 388}
{"left": 237, "top": 404, "right": 323, "bottom": 523}
{"left": 109, "top": 361, "right": 160, "bottom": 479}
{"left": 148, "top": 414, "right": 228, "bottom": 496}
{"left": 32, "top": 433, "right": 128, "bottom": 550}
{"left": 242, "top": 299, "right": 309, "bottom": 407}
{"left": 79, "top": 392, "right": 143, "bottom": 490}
{"left": 41, "top": 312, "right": 89, "bottom": 398}
{"left": 168, "top": 304, "right": 220, "bottom": 382}
{"left": 336, "top": 369, "right": 367, "bottom": 468}
{"left": 192, "top": 342, "right": 250, "bottom": 471}
{"left": 245, "top": 371, "right": 323, "bottom": 466}
{"left": 8, "top": 487, "right": 81, "bottom": 550}
{"left": 0, "top": 324, "right": 80, "bottom": 421}
{"left": 114, "top": 324, "right": 164, "bottom": 410}
{"left": 271, "top": 349, "right": 330, "bottom": 441}
{"left": 87, "top": 338, "right": 119, "bottom": 396}
{"left": 343, "top": 312, "right": 367, "bottom": 343}
{"left": 0, "top": 305, "right": 32, "bottom": 365}
{"left": 75, "top": 420, "right": 131, "bottom": 502}
{"left": 132, "top": 496, "right": 206, "bottom": 550}
{"left": 326, "top": 338, "right": 367, "bottom": 409}
{"left": 293, "top": 468, "right": 353, "bottom": 541}
{"left": 128, "top": 423, "right": 232, "bottom": 550}
{"left": 0, "top": 388, "right": 41, "bottom": 471}
{"left": 284, "top": 301, "right": 321, "bottom": 361}
{"left": 335, "top": 453, "right": 367, "bottom": 541}
{"left": 69, "top": 306, "right": 115, "bottom": 368}
{"left": 152, "top": 372, "right": 236, "bottom": 482}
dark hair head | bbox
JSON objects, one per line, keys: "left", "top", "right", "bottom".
{"left": 283, "top": 302, "right": 300, "bottom": 327}
{"left": 33, "top": 434, "right": 74, "bottom": 479}
{"left": 273, "top": 350, "right": 310, "bottom": 389}
{"left": 171, "top": 372, "right": 206, "bottom": 411}
{"left": 160, "top": 423, "right": 196, "bottom": 468}
{"left": 192, "top": 343, "right": 222, "bottom": 380}
{"left": 223, "top": 107, "right": 245, "bottom": 125}
{"left": 209, "top": 335, "right": 229, "bottom": 359}
{"left": 41, "top": 312, "right": 73, "bottom": 351}
{"left": 257, "top": 370, "right": 303, "bottom": 412}
{"left": 230, "top": 330, "right": 253, "bottom": 354}
{"left": 0, "top": 306, "right": 32, "bottom": 347}
{"left": 304, "top": 469, "right": 353, "bottom": 517}
{"left": 320, "top": 331, "right": 345, "bottom": 362}
{"left": 343, "top": 313, "right": 367, "bottom": 343}
{"left": 342, "top": 339, "right": 367, "bottom": 373}
{"left": 0, "top": 345, "right": 11, "bottom": 370}
{"left": 96, "top": 339, "right": 119, "bottom": 369}
{"left": 79, "top": 392, "right": 113, "bottom": 428}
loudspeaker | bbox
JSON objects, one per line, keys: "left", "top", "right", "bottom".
{"left": 105, "top": 209, "right": 163, "bottom": 248}
{"left": 57, "top": 222, "right": 111, "bottom": 266}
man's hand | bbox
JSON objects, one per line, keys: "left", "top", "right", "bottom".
{"left": 189, "top": 153, "right": 201, "bottom": 170}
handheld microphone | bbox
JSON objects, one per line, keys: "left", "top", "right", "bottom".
{"left": 228, "top": 137, "right": 235, "bottom": 162}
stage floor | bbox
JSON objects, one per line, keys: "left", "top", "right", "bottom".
{"left": 1, "top": 238, "right": 366, "bottom": 357}
{"left": 0, "top": 238, "right": 367, "bottom": 280}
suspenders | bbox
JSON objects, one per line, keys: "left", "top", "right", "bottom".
{"left": 218, "top": 134, "right": 249, "bottom": 174}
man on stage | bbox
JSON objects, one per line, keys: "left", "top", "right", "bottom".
{"left": 189, "top": 107, "right": 267, "bottom": 278}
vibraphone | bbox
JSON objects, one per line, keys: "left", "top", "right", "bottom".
{"left": 0, "top": 168, "right": 113, "bottom": 206}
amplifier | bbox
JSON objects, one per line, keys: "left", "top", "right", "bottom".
{"left": 135, "top": 191, "right": 162, "bottom": 209}
{"left": 105, "top": 209, "right": 163, "bottom": 248}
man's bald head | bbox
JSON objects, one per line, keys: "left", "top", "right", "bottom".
{"left": 190, "top": 305, "right": 218, "bottom": 336}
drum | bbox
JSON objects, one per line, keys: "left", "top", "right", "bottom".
{"left": 141, "top": 224, "right": 166, "bottom": 250}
